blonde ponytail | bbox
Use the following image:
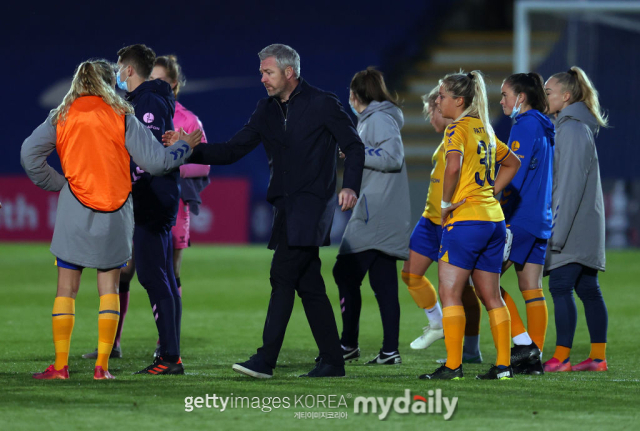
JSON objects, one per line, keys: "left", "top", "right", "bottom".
{"left": 467, "top": 71, "right": 495, "bottom": 149}
{"left": 551, "top": 66, "right": 608, "bottom": 130}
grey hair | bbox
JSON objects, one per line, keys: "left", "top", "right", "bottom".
{"left": 258, "top": 44, "right": 301, "bottom": 78}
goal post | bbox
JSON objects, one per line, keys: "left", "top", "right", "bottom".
{"left": 514, "top": 0, "right": 640, "bottom": 73}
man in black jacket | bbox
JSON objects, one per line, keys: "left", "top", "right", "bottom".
{"left": 187, "top": 44, "right": 365, "bottom": 378}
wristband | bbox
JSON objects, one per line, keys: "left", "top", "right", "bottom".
{"left": 441, "top": 200, "right": 452, "bottom": 209}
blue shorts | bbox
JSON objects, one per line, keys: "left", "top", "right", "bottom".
{"left": 438, "top": 220, "right": 506, "bottom": 273}
{"left": 409, "top": 217, "right": 443, "bottom": 262}
{"left": 55, "top": 258, "right": 127, "bottom": 271}
{"left": 506, "top": 224, "right": 548, "bottom": 265}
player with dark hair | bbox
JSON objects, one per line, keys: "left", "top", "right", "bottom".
{"left": 498, "top": 72, "right": 555, "bottom": 374}
{"left": 114, "top": 44, "right": 187, "bottom": 375}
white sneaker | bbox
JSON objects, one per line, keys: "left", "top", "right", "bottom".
{"left": 410, "top": 325, "right": 444, "bottom": 350}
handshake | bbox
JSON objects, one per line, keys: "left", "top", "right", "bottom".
{"left": 162, "top": 128, "right": 203, "bottom": 149}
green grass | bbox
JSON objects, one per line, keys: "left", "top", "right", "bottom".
{"left": 1, "top": 243, "right": 639, "bottom": 430}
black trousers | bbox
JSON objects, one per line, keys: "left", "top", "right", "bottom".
{"left": 333, "top": 250, "right": 400, "bottom": 353}
{"left": 256, "top": 219, "right": 344, "bottom": 368}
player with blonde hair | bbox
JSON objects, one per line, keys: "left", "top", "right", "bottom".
{"left": 419, "top": 71, "right": 520, "bottom": 380}
{"left": 543, "top": 66, "right": 609, "bottom": 372}
{"left": 404, "top": 84, "right": 484, "bottom": 365}
{"left": 21, "top": 59, "right": 200, "bottom": 380}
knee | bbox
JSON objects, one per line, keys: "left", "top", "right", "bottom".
{"left": 575, "top": 280, "right": 603, "bottom": 301}
{"left": 401, "top": 271, "right": 412, "bottom": 288}
{"left": 548, "top": 277, "right": 574, "bottom": 297}
{"left": 332, "top": 259, "right": 361, "bottom": 290}
{"left": 332, "top": 260, "right": 347, "bottom": 286}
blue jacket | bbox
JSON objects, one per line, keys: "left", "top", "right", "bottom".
{"left": 188, "top": 78, "right": 365, "bottom": 247}
{"left": 125, "top": 79, "right": 179, "bottom": 230}
{"left": 501, "top": 109, "right": 555, "bottom": 239}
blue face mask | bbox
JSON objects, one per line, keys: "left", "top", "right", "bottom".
{"left": 509, "top": 96, "right": 523, "bottom": 119}
{"left": 349, "top": 102, "right": 359, "bottom": 117}
{"left": 116, "top": 67, "right": 128, "bottom": 91}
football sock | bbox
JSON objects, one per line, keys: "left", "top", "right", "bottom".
{"left": 489, "top": 306, "right": 511, "bottom": 367}
{"left": 502, "top": 287, "right": 527, "bottom": 341}
{"left": 402, "top": 272, "right": 442, "bottom": 327}
{"left": 442, "top": 306, "right": 465, "bottom": 370}
{"left": 589, "top": 343, "right": 606, "bottom": 361}
{"left": 52, "top": 297, "right": 75, "bottom": 370}
{"left": 461, "top": 283, "right": 481, "bottom": 336}
{"left": 463, "top": 335, "right": 481, "bottom": 359}
{"left": 114, "top": 288, "right": 129, "bottom": 347}
{"left": 513, "top": 332, "right": 533, "bottom": 346}
{"left": 552, "top": 346, "right": 571, "bottom": 363}
{"left": 424, "top": 303, "right": 443, "bottom": 328}
{"left": 523, "top": 289, "right": 548, "bottom": 351}
{"left": 96, "top": 294, "right": 120, "bottom": 370}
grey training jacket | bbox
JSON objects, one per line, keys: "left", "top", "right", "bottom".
{"left": 338, "top": 101, "right": 411, "bottom": 260}
{"left": 545, "top": 101, "right": 606, "bottom": 272}
{"left": 20, "top": 113, "right": 192, "bottom": 269}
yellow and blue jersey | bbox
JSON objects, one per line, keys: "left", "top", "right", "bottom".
{"left": 500, "top": 110, "right": 555, "bottom": 239}
{"left": 423, "top": 140, "right": 445, "bottom": 224}
{"left": 443, "top": 116, "right": 510, "bottom": 226}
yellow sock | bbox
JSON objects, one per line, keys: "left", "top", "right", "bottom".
{"left": 442, "top": 306, "right": 465, "bottom": 369}
{"left": 96, "top": 294, "right": 120, "bottom": 370}
{"left": 552, "top": 346, "right": 571, "bottom": 363}
{"left": 488, "top": 306, "right": 511, "bottom": 367}
{"left": 461, "top": 284, "right": 481, "bottom": 336}
{"left": 502, "top": 288, "right": 526, "bottom": 337}
{"left": 589, "top": 343, "right": 606, "bottom": 361}
{"left": 52, "top": 297, "right": 75, "bottom": 370}
{"left": 522, "top": 289, "right": 548, "bottom": 352}
{"left": 402, "top": 272, "right": 437, "bottom": 309}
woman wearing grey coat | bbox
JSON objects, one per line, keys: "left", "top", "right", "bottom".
{"left": 333, "top": 68, "right": 411, "bottom": 365}
{"left": 22, "top": 60, "right": 200, "bottom": 380}
{"left": 542, "top": 66, "right": 609, "bottom": 373}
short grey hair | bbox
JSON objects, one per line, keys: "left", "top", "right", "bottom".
{"left": 258, "top": 44, "right": 301, "bottom": 78}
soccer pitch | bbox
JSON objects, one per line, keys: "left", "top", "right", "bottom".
{"left": 1, "top": 243, "right": 639, "bottom": 430}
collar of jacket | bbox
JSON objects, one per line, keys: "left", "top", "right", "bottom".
{"left": 270, "top": 77, "right": 307, "bottom": 104}
{"left": 125, "top": 79, "right": 175, "bottom": 103}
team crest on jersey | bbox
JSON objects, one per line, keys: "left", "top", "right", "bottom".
{"left": 511, "top": 141, "right": 520, "bottom": 152}
{"left": 143, "top": 113, "right": 155, "bottom": 124}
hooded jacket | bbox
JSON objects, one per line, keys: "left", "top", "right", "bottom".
{"left": 501, "top": 109, "right": 555, "bottom": 239}
{"left": 545, "top": 101, "right": 606, "bottom": 272}
{"left": 125, "top": 79, "right": 179, "bottom": 230}
{"left": 338, "top": 101, "right": 411, "bottom": 259}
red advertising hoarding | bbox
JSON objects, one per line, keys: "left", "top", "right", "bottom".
{"left": 0, "top": 176, "right": 249, "bottom": 243}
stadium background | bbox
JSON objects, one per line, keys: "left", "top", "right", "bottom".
{"left": 2, "top": 1, "right": 640, "bottom": 429}
{"left": 2, "top": 0, "right": 639, "bottom": 247}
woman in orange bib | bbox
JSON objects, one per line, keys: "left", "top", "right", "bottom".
{"left": 21, "top": 59, "right": 201, "bottom": 380}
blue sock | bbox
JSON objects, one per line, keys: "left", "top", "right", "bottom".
{"left": 463, "top": 335, "right": 481, "bottom": 359}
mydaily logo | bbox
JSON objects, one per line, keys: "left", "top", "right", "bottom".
{"left": 353, "top": 389, "right": 458, "bottom": 420}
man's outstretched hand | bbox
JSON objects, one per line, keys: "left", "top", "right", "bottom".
{"left": 338, "top": 188, "right": 357, "bottom": 212}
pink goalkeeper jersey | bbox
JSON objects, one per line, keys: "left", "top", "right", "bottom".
{"left": 175, "top": 101, "right": 210, "bottom": 178}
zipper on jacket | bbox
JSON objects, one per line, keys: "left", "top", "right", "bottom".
{"left": 277, "top": 92, "right": 300, "bottom": 131}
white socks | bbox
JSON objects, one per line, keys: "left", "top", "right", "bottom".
{"left": 424, "top": 303, "right": 443, "bottom": 328}
{"left": 513, "top": 332, "right": 533, "bottom": 346}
